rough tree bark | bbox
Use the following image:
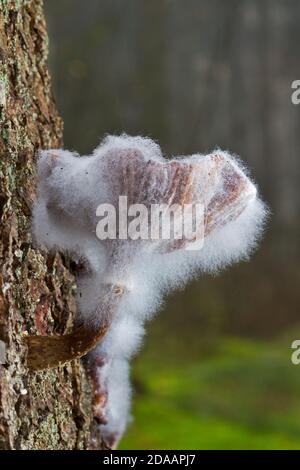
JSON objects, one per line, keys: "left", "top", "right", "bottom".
{"left": 0, "top": 0, "right": 103, "bottom": 450}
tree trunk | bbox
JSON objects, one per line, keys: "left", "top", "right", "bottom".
{"left": 0, "top": 0, "right": 102, "bottom": 450}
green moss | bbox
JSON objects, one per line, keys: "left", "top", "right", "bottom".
{"left": 121, "top": 335, "right": 300, "bottom": 450}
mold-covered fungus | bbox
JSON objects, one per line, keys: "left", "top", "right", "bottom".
{"left": 27, "top": 134, "right": 267, "bottom": 447}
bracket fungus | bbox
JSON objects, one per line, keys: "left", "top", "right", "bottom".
{"left": 27, "top": 134, "right": 267, "bottom": 446}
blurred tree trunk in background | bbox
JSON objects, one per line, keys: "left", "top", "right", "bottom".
{"left": 0, "top": 0, "right": 101, "bottom": 450}
{"left": 45, "top": 0, "right": 300, "bottom": 338}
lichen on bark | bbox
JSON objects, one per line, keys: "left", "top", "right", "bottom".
{"left": 0, "top": 0, "right": 101, "bottom": 449}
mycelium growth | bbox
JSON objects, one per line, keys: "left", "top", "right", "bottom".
{"left": 27, "top": 134, "right": 267, "bottom": 447}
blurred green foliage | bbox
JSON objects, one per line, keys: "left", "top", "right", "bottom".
{"left": 121, "top": 328, "right": 300, "bottom": 449}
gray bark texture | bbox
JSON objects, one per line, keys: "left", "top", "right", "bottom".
{"left": 0, "top": 0, "right": 104, "bottom": 450}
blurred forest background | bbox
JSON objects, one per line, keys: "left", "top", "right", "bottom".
{"left": 45, "top": 0, "right": 300, "bottom": 449}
